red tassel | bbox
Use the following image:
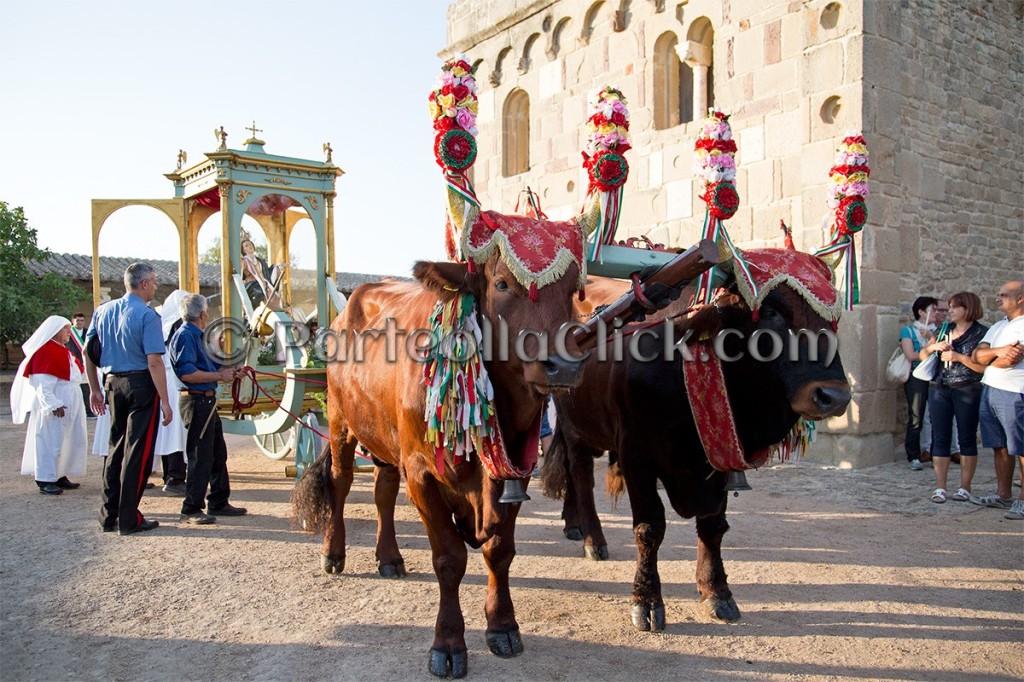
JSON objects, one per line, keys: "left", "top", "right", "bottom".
{"left": 780, "top": 219, "right": 795, "bottom": 250}
{"left": 467, "top": 259, "right": 476, "bottom": 274}
{"left": 752, "top": 308, "right": 760, "bottom": 322}
{"left": 578, "top": 287, "right": 586, "bottom": 302}
{"left": 529, "top": 282, "right": 539, "bottom": 302}
{"left": 831, "top": 319, "right": 839, "bottom": 332}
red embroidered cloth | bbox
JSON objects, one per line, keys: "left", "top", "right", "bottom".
{"left": 739, "top": 248, "right": 843, "bottom": 322}
{"left": 682, "top": 341, "right": 768, "bottom": 472}
{"left": 465, "top": 211, "right": 586, "bottom": 293}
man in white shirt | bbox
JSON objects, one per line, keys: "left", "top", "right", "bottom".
{"left": 970, "top": 280, "right": 1024, "bottom": 519}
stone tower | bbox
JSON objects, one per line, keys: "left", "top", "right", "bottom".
{"left": 443, "top": 0, "right": 1023, "bottom": 467}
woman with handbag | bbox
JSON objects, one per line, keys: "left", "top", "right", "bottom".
{"left": 919, "top": 292, "right": 988, "bottom": 503}
{"left": 899, "top": 296, "right": 938, "bottom": 470}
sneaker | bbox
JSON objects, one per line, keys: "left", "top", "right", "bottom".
{"left": 180, "top": 511, "right": 216, "bottom": 525}
{"left": 1004, "top": 499, "right": 1024, "bottom": 520}
{"left": 909, "top": 459, "right": 924, "bottom": 471}
{"left": 209, "top": 503, "right": 247, "bottom": 516}
{"left": 162, "top": 482, "right": 187, "bottom": 496}
{"left": 968, "top": 493, "right": 1013, "bottom": 509}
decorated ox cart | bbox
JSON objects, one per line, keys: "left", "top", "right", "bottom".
{"left": 91, "top": 129, "right": 350, "bottom": 477}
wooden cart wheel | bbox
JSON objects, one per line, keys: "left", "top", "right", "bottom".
{"left": 251, "top": 414, "right": 297, "bottom": 461}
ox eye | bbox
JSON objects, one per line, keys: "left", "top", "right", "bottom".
{"left": 494, "top": 279, "right": 509, "bottom": 292}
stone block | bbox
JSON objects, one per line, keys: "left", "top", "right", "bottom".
{"left": 764, "top": 19, "right": 782, "bottom": 65}
{"left": 745, "top": 159, "right": 774, "bottom": 206}
{"left": 780, "top": 154, "right": 803, "bottom": 199}
{"left": 665, "top": 179, "right": 693, "bottom": 220}
{"left": 801, "top": 42, "right": 845, "bottom": 96}
{"left": 738, "top": 123, "right": 766, "bottom": 163}
{"left": 808, "top": 432, "right": 896, "bottom": 469}
{"left": 731, "top": 24, "right": 764, "bottom": 74}
{"left": 648, "top": 150, "right": 664, "bottom": 189}
{"left": 477, "top": 88, "right": 495, "bottom": 125}
{"left": 753, "top": 59, "right": 797, "bottom": 102}
{"left": 779, "top": 11, "right": 802, "bottom": 61}
{"left": 866, "top": 227, "right": 903, "bottom": 273}
{"left": 539, "top": 59, "right": 564, "bottom": 100}
{"left": 764, "top": 109, "right": 802, "bottom": 159}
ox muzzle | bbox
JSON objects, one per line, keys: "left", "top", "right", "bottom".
{"left": 790, "top": 380, "right": 852, "bottom": 420}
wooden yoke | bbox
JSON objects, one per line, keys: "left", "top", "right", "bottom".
{"left": 573, "top": 238, "right": 722, "bottom": 352}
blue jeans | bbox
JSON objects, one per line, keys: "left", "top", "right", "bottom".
{"left": 927, "top": 382, "right": 983, "bottom": 457}
{"left": 903, "top": 376, "right": 929, "bottom": 461}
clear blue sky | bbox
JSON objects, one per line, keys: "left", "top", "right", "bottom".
{"left": 1, "top": 0, "right": 451, "bottom": 276}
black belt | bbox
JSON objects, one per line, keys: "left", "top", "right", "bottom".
{"left": 110, "top": 370, "right": 149, "bottom": 377}
{"left": 181, "top": 389, "right": 217, "bottom": 397}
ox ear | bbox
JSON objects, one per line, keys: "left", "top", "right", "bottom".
{"left": 413, "top": 260, "right": 478, "bottom": 300}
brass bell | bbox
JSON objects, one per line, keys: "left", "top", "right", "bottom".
{"left": 724, "top": 470, "right": 752, "bottom": 496}
{"left": 498, "top": 478, "right": 531, "bottom": 504}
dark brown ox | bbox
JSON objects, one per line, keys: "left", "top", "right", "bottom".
{"left": 293, "top": 256, "right": 582, "bottom": 678}
{"left": 543, "top": 259, "right": 851, "bottom": 631}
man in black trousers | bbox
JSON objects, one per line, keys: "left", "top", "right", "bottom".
{"left": 170, "top": 293, "right": 246, "bottom": 524}
{"left": 85, "top": 263, "right": 172, "bottom": 535}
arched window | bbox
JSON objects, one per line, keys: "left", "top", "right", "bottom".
{"left": 653, "top": 32, "right": 694, "bottom": 129}
{"left": 503, "top": 89, "right": 530, "bottom": 177}
{"left": 684, "top": 18, "right": 715, "bottom": 119}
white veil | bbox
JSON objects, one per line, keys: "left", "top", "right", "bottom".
{"left": 160, "top": 289, "right": 190, "bottom": 343}
{"left": 10, "top": 315, "right": 72, "bottom": 424}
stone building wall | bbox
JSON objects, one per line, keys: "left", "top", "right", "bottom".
{"left": 444, "top": 0, "right": 1023, "bottom": 467}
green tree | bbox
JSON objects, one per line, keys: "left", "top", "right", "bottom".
{"left": 0, "top": 201, "right": 86, "bottom": 366}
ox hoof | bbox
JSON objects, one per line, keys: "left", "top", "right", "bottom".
{"left": 703, "top": 595, "right": 741, "bottom": 623}
{"left": 377, "top": 560, "right": 407, "bottom": 579}
{"left": 630, "top": 602, "right": 666, "bottom": 632}
{"left": 320, "top": 554, "right": 345, "bottom": 574}
{"left": 485, "top": 628, "right": 524, "bottom": 658}
{"left": 428, "top": 647, "right": 467, "bottom": 679}
{"left": 584, "top": 544, "right": 609, "bottom": 561}
{"left": 563, "top": 527, "right": 584, "bottom": 542}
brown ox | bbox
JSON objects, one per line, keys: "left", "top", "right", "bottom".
{"left": 293, "top": 256, "right": 582, "bottom": 678}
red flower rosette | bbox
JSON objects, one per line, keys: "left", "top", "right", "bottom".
{"left": 434, "top": 129, "right": 477, "bottom": 171}
{"left": 587, "top": 151, "right": 629, "bottom": 193}
{"left": 836, "top": 195, "right": 867, "bottom": 234}
{"left": 701, "top": 181, "right": 740, "bottom": 220}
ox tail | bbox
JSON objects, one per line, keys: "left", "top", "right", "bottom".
{"left": 291, "top": 442, "right": 334, "bottom": 534}
{"left": 605, "top": 451, "right": 626, "bottom": 505}
{"left": 539, "top": 427, "right": 569, "bottom": 500}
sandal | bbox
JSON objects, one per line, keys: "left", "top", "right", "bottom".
{"left": 951, "top": 488, "right": 971, "bottom": 501}
{"left": 931, "top": 488, "right": 946, "bottom": 503}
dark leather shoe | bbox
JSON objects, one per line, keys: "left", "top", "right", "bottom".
{"left": 119, "top": 519, "right": 160, "bottom": 535}
{"left": 39, "top": 484, "right": 63, "bottom": 495}
{"left": 209, "top": 503, "right": 247, "bottom": 516}
{"left": 180, "top": 511, "right": 216, "bottom": 525}
{"left": 56, "top": 477, "right": 81, "bottom": 490}
{"left": 162, "top": 482, "right": 187, "bottom": 496}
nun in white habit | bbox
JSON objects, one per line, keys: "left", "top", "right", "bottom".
{"left": 11, "top": 315, "right": 88, "bottom": 495}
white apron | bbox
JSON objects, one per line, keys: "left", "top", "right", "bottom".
{"left": 153, "top": 356, "right": 186, "bottom": 456}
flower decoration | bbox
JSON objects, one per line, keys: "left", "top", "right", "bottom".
{"left": 814, "top": 132, "right": 870, "bottom": 310}
{"left": 584, "top": 86, "right": 631, "bottom": 155}
{"left": 694, "top": 108, "right": 741, "bottom": 223}
{"left": 692, "top": 108, "right": 754, "bottom": 305}
{"left": 826, "top": 131, "right": 870, "bottom": 235}
{"left": 583, "top": 87, "right": 631, "bottom": 195}
{"left": 428, "top": 54, "right": 479, "bottom": 171}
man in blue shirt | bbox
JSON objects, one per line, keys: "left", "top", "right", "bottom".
{"left": 170, "top": 293, "right": 246, "bottom": 524}
{"left": 84, "top": 263, "right": 172, "bottom": 535}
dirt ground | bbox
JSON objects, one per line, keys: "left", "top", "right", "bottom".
{"left": 1, "top": 387, "right": 1022, "bottom": 682}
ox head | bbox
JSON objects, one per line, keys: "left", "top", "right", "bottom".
{"left": 413, "top": 257, "right": 584, "bottom": 428}
{"left": 687, "top": 251, "right": 852, "bottom": 425}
